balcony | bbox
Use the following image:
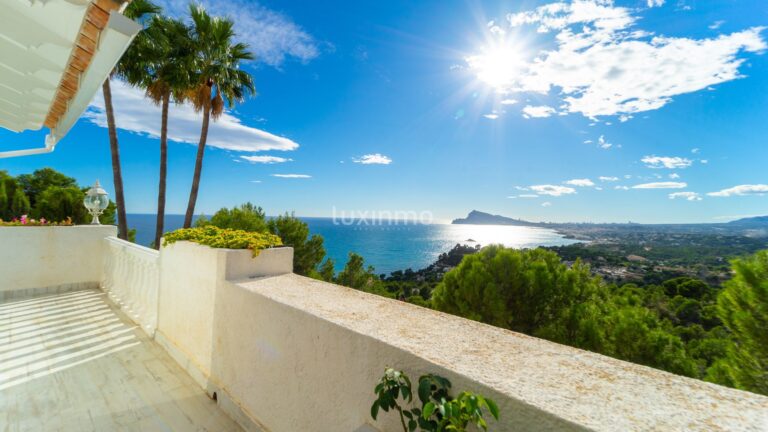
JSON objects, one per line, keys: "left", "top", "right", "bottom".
{"left": 1, "top": 226, "right": 766, "bottom": 431}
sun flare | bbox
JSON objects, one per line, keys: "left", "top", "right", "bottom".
{"left": 466, "top": 43, "right": 526, "bottom": 90}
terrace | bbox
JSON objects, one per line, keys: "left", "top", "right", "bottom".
{"left": 1, "top": 226, "right": 767, "bottom": 431}
{"left": 1, "top": 1, "right": 767, "bottom": 431}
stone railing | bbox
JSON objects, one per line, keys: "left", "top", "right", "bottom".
{"left": 154, "top": 241, "right": 768, "bottom": 432}
{"left": 102, "top": 236, "right": 160, "bottom": 335}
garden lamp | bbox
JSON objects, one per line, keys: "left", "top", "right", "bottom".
{"left": 84, "top": 180, "right": 109, "bottom": 225}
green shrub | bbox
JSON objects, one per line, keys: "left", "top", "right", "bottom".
{"left": 371, "top": 368, "right": 499, "bottom": 432}
{"left": 162, "top": 226, "right": 282, "bottom": 256}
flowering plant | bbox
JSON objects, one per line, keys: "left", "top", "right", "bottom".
{"left": 0, "top": 215, "right": 74, "bottom": 226}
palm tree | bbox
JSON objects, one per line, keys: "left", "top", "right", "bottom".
{"left": 122, "top": 17, "right": 194, "bottom": 248}
{"left": 182, "top": 5, "right": 255, "bottom": 228}
{"left": 104, "top": 0, "right": 160, "bottom": 240}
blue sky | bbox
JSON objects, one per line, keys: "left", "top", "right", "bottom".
{"left": 2, "top": 0, "right": 768, "bottom": 223}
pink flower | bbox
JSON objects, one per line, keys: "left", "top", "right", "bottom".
{"left": 20, "top": 215, "right": 28, "bottom": 225}
{"left": 40, "top": 218, "right": 47, "bottom": 225}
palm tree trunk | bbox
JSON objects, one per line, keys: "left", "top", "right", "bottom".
{"left": 153, "top": 92, "right": 170, "bottom": 249}
{"left": 103, "top": 80, "right": 128, "bottom": 240}
{"left": 183, "top": 108, "right": 210, "bottom": 228}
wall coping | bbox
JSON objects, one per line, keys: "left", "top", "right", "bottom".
{"left": 235, "top": 273, "right": 768, "bottom": 431}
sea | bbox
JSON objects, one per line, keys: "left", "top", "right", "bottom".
{"left": 126, "top": 214, "right": 580, "bottom": 275}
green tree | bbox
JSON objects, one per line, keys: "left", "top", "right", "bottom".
{"left": 32, "top": 186, "right": 87, "bottom": 223}
{"left": 267, "top": 213, "right": 326, "bottom": 276}
{"left": 0, "top": 180, "right": 7, "bottom": 220}
{"left": 337, "top": 253, "right": 387, "bottom": 295}
{"left": 183, "top": 5, "right": 255, "bottom": 228}
{"left": 318, "top": 259, "right": 336, "bottom": 282}
{"left": 16, "top": 168, "right": 76, "bottom": 208}
{"left": 104, "top": 0, "right": 161, "bottom": 240}
{"left": 197, "top": 202, "right": 267, "bottom": 232}
{"left": 708, "top": 251, "right": 768, "bottom": 395}
{"left": 433, "top": 246, "right": 603, "bottom": 335}
{"left": 10, "top": 188, "right": 30, "bottom": 217}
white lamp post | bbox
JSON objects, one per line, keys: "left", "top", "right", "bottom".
{"left": 84, "top": 180, "right": 109, "bottom": 225}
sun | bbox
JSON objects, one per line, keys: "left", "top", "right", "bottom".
{"left": 466, "top": 43, "right": 525, "bottom": 90}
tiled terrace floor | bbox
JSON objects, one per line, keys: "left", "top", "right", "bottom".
{"left": 0, "top": 289, "right": 240, "bottom": 432}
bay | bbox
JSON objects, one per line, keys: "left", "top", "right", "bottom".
{"left": 126, "top": 214, "right": 579, "bottom": 274}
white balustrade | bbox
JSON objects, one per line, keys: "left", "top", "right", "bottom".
{"left": 102, "top": 236, "right": 159, "bottom": 335}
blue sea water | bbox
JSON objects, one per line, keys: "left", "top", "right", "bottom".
{"left": 126, "top": 214, "right": 579, "bottom": 274}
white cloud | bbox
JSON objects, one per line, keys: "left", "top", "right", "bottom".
{"left": 500, "top": 99, "right": 518, "bottom": 105}
{"left": 515, "top": 186, "right": 530, "bottom": 191}
{"left": 641, "top": 156, "right": 693, "bottom": 169}
{"left": 632, "top": 181, "right": 687, "bottom": 189}
{"left": 669, "top": 191, "right": 702, "bottom": 201}
{"left": 669, "top": 173, "right": 680, "bottom": 179}
{"left": 709, "top": 21, "right": 725, "bottom": 31}
{"left": 647, "top": 0, "right": 664, "bottom": 7}
{"left": 541, "top": 201, "right": 553, "bottom": 207}
{"left": 158, "top": 0, "right": 320, "bottom": 67}
{"left": 468, "top": 1, "right": 766, "bottom": 119}
{"left": 86, "top": 81, "right": 299, "bottom": 153}
{"left": 564, "top": 178, "right": 595, "bottom": 187}
{"left": 508, "top": 194, "right": 540, "bottom": 199}
{"left": 240, "top": 155, "right": 292, "bottom": 164}
{"left": 707, "top": 184, "right": 768, "bottom": 197}
{"left": 250, "top": 180, "right": 262, "bottom": 183}
{"left": 483, "top": 113, "right": 500, "bottom": 119}
{"left": 530, "top": 184, "right": 577, "bottom": 196}
{"left": 598, "top": 135, "right": 612, "bottom": 149}
{"left": 700, "top": 159, "right": 709, "bottom": 164}
{"left": 352, "top": 153, "right": 393, "bottom": 165}
{"left": 522, "top": 105, "right": 556, "bottom": 118}
{"left": 599, "top": 176, "right": 619, "bottom": 182}
{"left": 615, "top": 185, "right": 629, "bottom": 190}
{"left": 691, "top": 148, "right": 700, "bottom": 154}
{"left": 272, "top": 174, "right": 311, "bottom": 178}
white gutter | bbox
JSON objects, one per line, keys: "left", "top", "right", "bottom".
{"left": 0, "top": 11, "right": 141, "bottom": 159}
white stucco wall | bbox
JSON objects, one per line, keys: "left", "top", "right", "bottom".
{"left": 0, "top": 226, "right": 116, "bottom": 295}
{"left": 152, "top": 242, "right": 768, "bottom": 432}
{"left": 213, "top": 275, "right": 768, "bottom": 432}
{"left": 156, "top": 241, "right": 293, "bottom": 388}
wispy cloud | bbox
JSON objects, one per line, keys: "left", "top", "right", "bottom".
{"left": 647, "top": 0, "right": 664, "bottom": 7}
{"left": 541, "top": 201, "right": 552, "bottom": 207}
{"left": 632, "top": 181, "right": 687, "bottom": 189}
{"left": 352, "top": 153, "right": 393, "bottom": 165}
{"left": 669, "top": 173, "right": 680, "bottom": 179}
{"left": 530, "top": 184, "right": 576, "bottom": 196}
{"left": 483, "top": 113, "right": 499, "bottom": 119}
{"left": 669, "top": 191, "right": 702, "bottom": 201}
{"left": 158, "top": 0, "right": 321, "bottom": 67}
{"left": 707, "top": 184, "right": 768, "bottom": 197}
{"left": 240, "top": 155, "right": 292, "bottom": 164}
{"left": 500, "top": 99, "right": 518, "bottom": 105}
{"left": 564, "top": 178, "right": 595, "bottom": 187}
{"left": 468, "top": 1, "right": 766, "bottom": 119}
{"left": 642, "top": 156, "right": 693, "bottom": 169}
{"left": 522, "top": 105, "right": 556, "bottom": 118}
{"left": 508, "top": 194, "right": 539, "bottom": 199}
{"left": 86, "top": 81, "right": 299, "bottom": 153}
{"left": 709, "top": 20, "right": 725, "bottom": 30}
{"left": 599, "top": 176, "right": 619, "bottom": 182}
{"left": 598, "top": 135, "right": 613, "bottom": 150}
{"left": 272, "top": 174, "right": 311, "bottom": 179}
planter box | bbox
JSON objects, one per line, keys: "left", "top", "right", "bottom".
{"left": 155, "top": 240, "right": 293, "bottom": 390}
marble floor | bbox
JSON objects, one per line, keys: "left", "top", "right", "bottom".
{"left": 0, "top": 289, "right": 241, "bottom": 432}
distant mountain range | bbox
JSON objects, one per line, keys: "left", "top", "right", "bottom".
{"left": 452, "top": 210, "right": 768, "bottom": 238}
